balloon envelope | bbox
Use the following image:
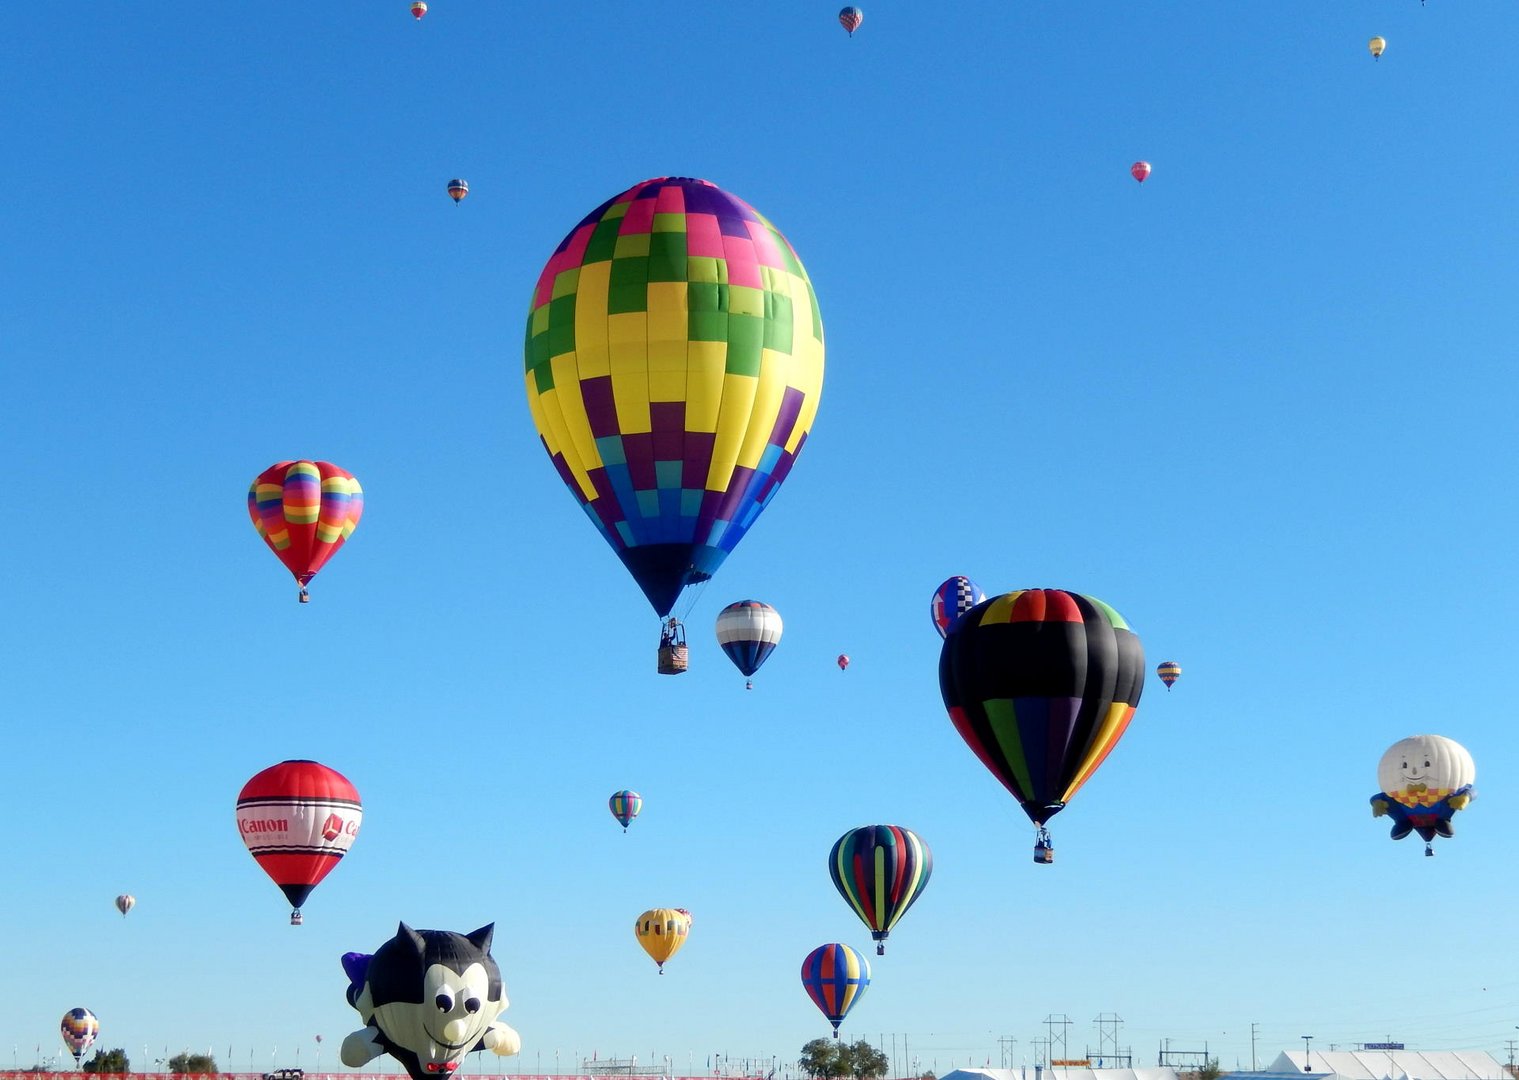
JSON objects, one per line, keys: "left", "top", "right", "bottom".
{"left": 410, "top": 1, "right": 426, "bottom": 17}
{"left": 1156, "top": 661, "right": 1181, "bottom": 689}
{"left": 60, "top": 1009, "right": 98, "bottom": 1061}
{"left": 931, "top": 576, "right": 986, "bottom": 638}
{"left": 838, "top": 6, "right": 863, "bottom": 34}
{"left": 800, "top": 943, "right": 869, "bottom": 1034}
{"left": 523, "top": 177, "right": 825, "bottom": 618}
{"left": 247, "top": 460, "right": 363, "bottom": 595}
{"left": 1369, "top": 36, "right": 1386, "bottom": 57}
{"left": 837, "top": 654, "right": 849, "bottom": 670}
{"left": 939, "top": 589, "right": 1145, "bottom": 829}
{"left": 448, "top": 178, "right": 469, "bottom": 202}
{"left": 634, "top": 907, "right": 691, "bottom": 972}
{"left": 715, "top": 600, "right": 783, "bottom": 677}
{"left": 236, "top": 760, "right": 362, "bottom": 922}
{"left": 828, "top": 825, "right": 932, "bottom": 953}
{"left": 114, "top": 894, "right": 135, "bottom": 916}
{"left": 1131, "top": 161, "right": 1151, "bottom": 183}
{"left": 609, "top": 790, "right": 642, "bottom": 830}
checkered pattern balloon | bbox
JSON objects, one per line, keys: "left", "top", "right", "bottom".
{"left": 930, "top": 575, "right": 986, "bottom": 639}
{"left": 524, "top": 177, "right": 825, "bottom": 618}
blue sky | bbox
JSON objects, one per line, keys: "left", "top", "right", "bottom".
{"left": 5, "top": 1, "right": 1519, "bottom": 1076}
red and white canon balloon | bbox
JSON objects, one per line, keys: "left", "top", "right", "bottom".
{"left": 236, "top": 759, "right": 362, "bottom": 925}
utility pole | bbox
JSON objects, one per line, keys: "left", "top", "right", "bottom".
{"left": 1000, "top": 1038, "right": 1020, "bottom": 1069}
{"left": 1251, "top": 1024, "right": 1260, "bottom": 1072}
{"left": 1043, "top": 1016, "right": 1073, "bottom": 1063}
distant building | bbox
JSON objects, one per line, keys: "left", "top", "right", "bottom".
{"left": 1225, "top": 1051, "right": 1507, "bottom": 1080}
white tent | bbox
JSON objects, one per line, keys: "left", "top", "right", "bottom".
{"left": 1258, "top": 1052, "right": 1507, "bottom": 1080}
{"left": 941, "top": 1066, "right": 1181, "bottom": 1080}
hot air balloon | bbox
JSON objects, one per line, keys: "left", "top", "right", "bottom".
{"left": 1369, "top": 36, "right": 1386, "bottom": 59}
{"left": 931, "top": 576, "right": 986, "bottom": 639}
{"left": 236, "top": 760, "right": 362, "bottom": 925}
{"left": 410, "top": 1, "right": 426, "bottom": 18}
{"left": 609, "top": 790, "right": 642, "bottom": 832}
{"left": 939, "top": 589, "right": 1145, "bottom": 863}
{"left": 340, "top": 923, "right": 520, "bottom": 1080}
{"left": 634, "top": 907, "right": 691, "bottom": 973}
{"left": 800, "top": 944, "right": 869, "bottom": 1037}
{"left": 523, "top": 177, "right": 825, "bottom": 672}
{"left": 828, "top": 825, "right": 932, "bottom": 954}
{"left": 114, "top": 894, "right": 135, "bottom": 917}
{"left": 1131, "top": 161, "right": 1152, "bottom": 184}
{"left": 1156, "top": 661, "right": 1181, "bottom": 690}
{"left": 60, "top": 1009, "right": 98, "bottom": 1064}
{"left": 716, "top": 600, "right": 783, "bottom": 689}
{"left": 247, "top": 460, "right": 363, "bottom": 603}
{"left": 448, "top": 178, "right": 469, "bottom": 203}
{"left": 1371, "top": 735, "right": 1475, "bottom": 856}
{"left": 838, "top": 7, "right": 863, "bottom": 35}
{"left": 837, "top": 654, "right": 849, "bottom": 671}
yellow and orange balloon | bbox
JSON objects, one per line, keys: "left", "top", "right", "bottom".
{"left": 634, "top": 907, "right": 691, "bottom": 973}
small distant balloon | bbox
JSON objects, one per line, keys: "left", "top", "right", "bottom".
{"left": 114, "top": 894, "right": 135, "bottom": 917}
{"left": 1131, "top": 161, "right": 1152, "bottom": 184}
{"left": 801, "top": 944, "right": 869, "bottom": 1037}
{"left": 1156, "top": 661, "right": 1181, "bottom": 690}
{"left": 634, "top": 908, "right": 691, "bottom": 973}
{"left": 448, "top": 178, "right": 469, "bottom": 203}
{"left": 609, "top": 790, "right": 642, "bottom": 832}
{"left": 931, "top": 576, "right": 986, "bottom": 639}
{"left": 410, "top": 1, "right": 427, "bottom": 18}
{"left": 838, "top": 6, "right": 862, "bottom": 35}
{"left": 837, "top": 654, "right": 850, "bottom": 671}
{"left": 1369, "top": 36, "right": 1386, "bottom": 59}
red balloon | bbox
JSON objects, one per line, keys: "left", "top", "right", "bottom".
{"left": 247, "top": 460, "right": 364, "bottom": 601}
{"left": 1130, "top": 161, "right": 1152, "bottom": 184}
{"left": 235, "top": 760, "right": 362, "bottom": 925}
{"left": 837, "top": 654, "right": 850, "bottom": 671}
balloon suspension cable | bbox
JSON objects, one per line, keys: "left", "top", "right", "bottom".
{"left": 672, "top": 573, "right": 710, "bottom": 624}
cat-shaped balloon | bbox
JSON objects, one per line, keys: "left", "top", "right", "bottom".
{"left": 341, "top": 923, "right": 521, "bottom": 1080}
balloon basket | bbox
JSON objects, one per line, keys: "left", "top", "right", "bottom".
{"left": 876, "top": 944, "right": 885, "bottom": 955}
{"left": 1425, "top": 844, "right": 1435, "bottom": 857}
{"left": 658, "top": 644, "right": 688, "bottom": 675}
{"left": 290, "top": 909, "right": 304, "bottom": 925}
{"left": 298, "top": 589, "right": 310, "bottom": 604}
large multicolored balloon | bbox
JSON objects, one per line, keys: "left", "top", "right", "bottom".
{"left": 236, "top": 760, "right": 363, "bottom": 925}
{"left": 939, "top": 589, "right": 1145, "bottom": 862}
{"left": 931, "top": 576, "right": 986, "bottom": 639}
{"left": 634, "top": 907, "right": 691, "bottom": 973}
{"left": 800, "top": 944, "right": 869, "bottom": 1037}
{"left": 60, "top": 1009, "right": 98, "bottom": 1064}
{"left": 523, "top": 177, "right": 825, "bottom": 620}
{"left": 1156, "top": 661, "right": 1181, "bottom": 690}
{"left": 114, "top": 894, "right": 135, "bottom": 917}
{"left": 609, "top": 790, "right": 642, "bottom": 832}
{"left": 1371, "top": 735, "right": 1475, "bottom": 856}
{"left": 828, "top": 825, "right": 932, "bottom": 954}
{"left": 248, "top": 460, "right": 364, "bottom": 602}
{"left": 838, "top": 7, "right": 863, "bottom": 35}
{"left": 715, "top": 600, "right": 783, "bottom": 686}
{"left": 341, "top": 923, "right": 520, "bottom": 1080}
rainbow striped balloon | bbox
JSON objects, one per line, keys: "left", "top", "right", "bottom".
{"left": 247, "top": 460, "right": 363, "bottom": 601}
{"left": 828, "top": 825, "right": 932, "bottom": 954}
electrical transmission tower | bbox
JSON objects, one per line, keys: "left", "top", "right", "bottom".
{"left": 1088, "top": 1014, "right": 1132, "bottom": 1068}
